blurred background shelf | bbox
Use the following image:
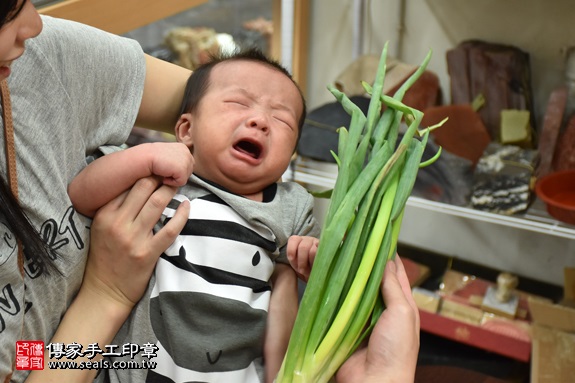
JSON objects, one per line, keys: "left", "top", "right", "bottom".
{"left": 407, "top": 196, "right": 575, "bottom": 241}
{"left": 289, "top": 156, "right": 575, "bottom": 239}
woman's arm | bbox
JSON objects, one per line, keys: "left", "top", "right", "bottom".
{"left": 26, "top": 177, "right": 191, "bottom": 383}
{"left": 135, "top": 55, "right": 192, "bottom": 133}
{"left": 68, "top": 142, "right": 193, "bottom": 217}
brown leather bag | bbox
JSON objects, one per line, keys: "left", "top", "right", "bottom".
{"left": 447, "top": 40, "right": 535, "bottom": 144}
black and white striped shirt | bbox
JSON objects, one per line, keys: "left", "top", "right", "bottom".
{"left": 145, "top": 175, "right": 319, "bottom": 383}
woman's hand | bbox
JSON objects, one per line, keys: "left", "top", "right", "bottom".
{"left": 83, "top": 176, "right": 190, "bottom": 310}
{"left": 336, "top": 256, "right": 420, "bottom": 383}
{"left": 26, "top": 177, "right": 190, "bottom": 383}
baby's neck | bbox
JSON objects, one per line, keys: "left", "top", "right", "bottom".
{"left": 242, "top": 190, "right": 263, "bottom": 202}
{"left": 193, "top": 173, "right": 265, "bottom": 202}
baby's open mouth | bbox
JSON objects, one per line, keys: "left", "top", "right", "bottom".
{"left": 233, "top": 140, "right": 262, "bottom": 159}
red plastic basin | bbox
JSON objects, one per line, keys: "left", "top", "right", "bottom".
{"left": 535, "top": 169, "right": 575, "bottom": 225}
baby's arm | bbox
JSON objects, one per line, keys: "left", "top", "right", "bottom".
{"left": 68, "top": 142, "right": 193, "bottom": 217}
{"left": 286, "top": 235, "right": 319, "bottom": 282}
{"left": 264, "top": 263, "right": 298, "bottom": 383}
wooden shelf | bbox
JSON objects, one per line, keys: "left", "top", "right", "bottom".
{"left": 38, "top": 0, "right": 208, "bottom": 35}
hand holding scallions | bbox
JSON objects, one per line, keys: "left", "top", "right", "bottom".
{"left": 335, "top": 256, "right": 420, "bottom": 383}
{"left": 276, "top": 41, "right": 440, "bottom": 383}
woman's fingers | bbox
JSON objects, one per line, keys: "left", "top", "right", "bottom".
{"left": 150, "top": 197, "right": 190, "bottom": 255}
{"left": 120, "top": 176, "right": 164, "bottom": 223}
{"left": 394, "top": 256, "right": 420, "bottom": 327}
{"left": 86, "top": 176, "right": 190, "bottom": 307}
{"left": 125, "top": 178, "right": 191, "bottom": 258}
{"left": 379, "top": 256, "right": 421, "bottom": 364}
{"left": 384, "top": 257, "right": 420, "bottom": 334}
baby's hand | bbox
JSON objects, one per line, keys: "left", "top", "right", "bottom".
{"left": 148, "top": 142, "right": 194, "bottom": 187}
{"left": 287, "top": 235, "right": 319, "bottom": 282}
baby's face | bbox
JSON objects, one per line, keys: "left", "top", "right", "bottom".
{"left": 178, "top": 60, "right": 302, "bottom": 196}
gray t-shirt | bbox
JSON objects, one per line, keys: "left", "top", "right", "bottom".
{"left": 105, "top": 175, "right": 320, "bottom": 383}
{"left": 0, "top": 16, "right": 145, "bottom": 382}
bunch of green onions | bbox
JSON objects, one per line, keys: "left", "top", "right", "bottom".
{"left": 276, "top": 43, "right": 443, "bottom": 383}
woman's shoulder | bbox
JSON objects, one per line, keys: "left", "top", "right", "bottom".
{"left": 35, "top": 15, "right": 141, "bottom": 55}
{"left": 38, "top": 15, "right": 96, "bottom": 41}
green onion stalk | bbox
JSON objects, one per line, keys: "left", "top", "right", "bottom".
{"left": 275, "top": 42, "right": 443, "bottom": 383}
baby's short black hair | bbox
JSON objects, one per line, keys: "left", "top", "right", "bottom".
{"left": 179, "top": 47, "right": 307, "bottom": 144}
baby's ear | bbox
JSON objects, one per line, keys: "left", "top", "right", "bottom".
{"left": 175, "top": 113, "right": 193, "bottom": 147}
